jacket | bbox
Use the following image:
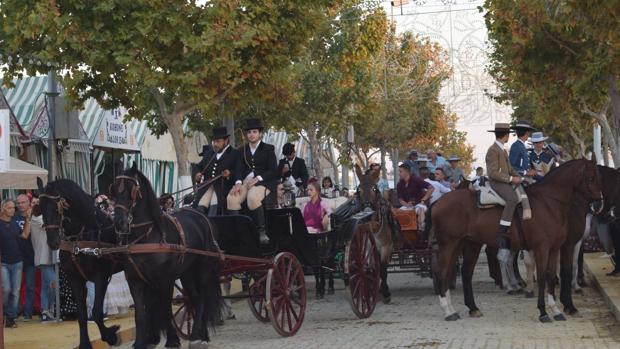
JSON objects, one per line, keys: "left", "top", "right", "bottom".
{"left": 509, "top": 139, "right": 531, "bottom": 176}
{"left": 278, "top": 157, "right": 309, "bottom": 188}
{"left": 192, "top": 145, "right": 242, "bottom": 209}
{"left": 486, "top": 142, "right": 518, "bottom": 184}
{"left": 239, "top": 141, "right": 279, "bottom": 192}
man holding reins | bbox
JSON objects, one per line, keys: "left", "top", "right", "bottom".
{"left": 227, "top": 118, "right": 278, "bottom": 244}
{"left": 193, "top": 126, "right": 240, "bottom": 216}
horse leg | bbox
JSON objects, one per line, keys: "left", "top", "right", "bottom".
{"left": 222, "top": 281, "right": 236, "bottom": 320}
{"left": 462, "top": 240, "right": 483, "bottom": 317}
{"left": 523, "top": 250, "right": 536, "bottom": 298}
{"left": 499, "top": 251, "right": 521, "bottom": 294}
{"left": 127, "top": 281, "right": 150, "bottom": 349}
{"left": 559, "top": 243, "right": 579, "bottom": 316}
{"left": 314, "top": 267, "right": 324, "bottom": 300}
{"left": 380, "top": 262, "right": 391, "bottom": 304}
{"left": 162, "top": 280, "right": 181, "bottom": 349}
{"left": 485, "top": 246, "right": 503, "bottom": 287}
{"left": 92, "top": 274, "right": 121, "bottom": 346}
{"left": 436, "top": 240, "right": 461, "bottom": 321}
{"left": 534, "top": 250, "right": 551, "bottom": 323}
{"left": 572, "top": 239, "right": 584, "bottom": 294}
{"left": 513, "top": 251, "right": 526, "bottom": 288}
{"left": 327, "top": 270, "right": 335, "bottom": 295}
{"left": 69, "top": 274, "right": 92, "bottom": 349}
{"left": 546, "top": 249, "right": 566, "bottom": 321}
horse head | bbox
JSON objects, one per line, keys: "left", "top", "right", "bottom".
{"left": 577, "top": 158, "right": 603, "bottom": 210}
{"left": 110, "top": 163, "right": 160, "bottom": 242}
{"left": 355, "top": 163, "right": 381, "bottom": 211}
{"left": 38, "top": 177, "right": 66, "bottom": 250}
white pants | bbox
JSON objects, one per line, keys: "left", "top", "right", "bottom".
{"left": 227, "top": 180, "right": 270, "bottom": 211}
{"left": 198, "top": 187, "right": 218, "bottom": 207}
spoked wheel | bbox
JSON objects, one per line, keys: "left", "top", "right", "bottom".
{"left": 172, "top": 283, "right": 194, "bottom": 339}
{"left": 247, "top": 272, "right": 270, "bottom": 323}
{"left": 266, "top": 252, "right": 307, "bottom": 337}
{"left": 345, "top": 223, "right": 381, "bottom": 319}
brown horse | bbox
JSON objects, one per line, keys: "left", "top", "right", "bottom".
{"left": 431, "top": 159, "right": 602, "bottom": 322}
{"left": 354, "top": 164, "right": 396, "bottom": 303}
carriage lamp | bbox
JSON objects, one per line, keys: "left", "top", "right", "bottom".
{"left": 283, "top": 181, "right": 296, "bottom": 207}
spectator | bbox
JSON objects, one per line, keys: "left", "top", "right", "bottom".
{"left": 29, "top": 199, "right": 56, "bottom": 322}
{"left": 1, "top": 199, "right": 30, "bottom": 328}
{"left": 368, "top": 163, "right": 390, "bottom": 194}
{"left": 321, "top": 177, "right": 334, "bottom": 198}
{"left": 426, "top": 149, "right": 448, "bottom": 173}
{"left": 15, "top": 194, "right": 34, "bottom": 322}
{"left": 444, "top": 155, "right": 464, "bottom": 187}
{"left": 396, "top": 164, "right": 434, "bottom": 230}
{"left": 403, "top": 150, "right": 421, "bottom": 177}
{"left": 159, "top": 194, "right": 174, "bottom": 214}
{"left": 301, "top": 181, "right": 332, "bottom": 234}
{"left": 419, "top": 167, "right": 452, "bottom": 204}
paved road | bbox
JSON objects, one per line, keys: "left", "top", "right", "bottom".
{"left": 120, "top": 262, "right": 620, "bottom": 349}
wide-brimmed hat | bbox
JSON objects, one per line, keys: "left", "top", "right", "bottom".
{"left": 244, "top": 118, "right": 264, "bottom": 131}
{"left": 282, "top": 142, "right": 295, "bottom": 156}
{"left": 530, "top": 131, "right": 548, "bottom": 143}
{"left": 408, "top": 150, "right": 418, "bottom": 158}
{"left": 211, "top": 126, "right": 229, "bottom": 140}
{"left": 487, "top": 122, "right": 512, "bottom": 133}
{"left": 448, "top": 155, "right": 460, "bottom": 162}
{"left": 416, "top": 154, "right": 429, "bottom": 162}
{"left": 511, "top": 120, "right": 536, "bottom": 131}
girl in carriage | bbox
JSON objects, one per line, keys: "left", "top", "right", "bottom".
{"left": 301, "top": 180, "right": 332, "bottom": 234}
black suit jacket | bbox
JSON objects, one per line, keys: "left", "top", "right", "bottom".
{"left": 239, "top": 142, "right": 278, "bottom": 192}
{"left": 192, "top": 145, "right": 241, "bottom": 209}
{"left": 278, "top": 157, "right": 309, "bottom": 188}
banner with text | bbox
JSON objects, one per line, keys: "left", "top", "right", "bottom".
{"left": 93, "top": 109, "right": 140, "bottom": 151}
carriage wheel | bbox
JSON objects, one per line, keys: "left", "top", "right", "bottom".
{"left": 247, "top": 273, "right": 270, "bottom": 323}
{"left": 266, "top": 252, "right": 307, "bottom": 337}
{"left": 172, "top": 283, "right": 194, "bottom": 340}
{"left": 345, "top": 224, "right": 381, "bottom": 319}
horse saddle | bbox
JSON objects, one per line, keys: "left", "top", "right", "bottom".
{"left": 476, "top": 177, "right": 506, "bottom": 208}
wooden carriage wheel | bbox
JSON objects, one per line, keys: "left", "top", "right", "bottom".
{"left": 172, "top": 283, "right": 194, "bottom": 340}
{"left": 247, "top": 272, "right": 270, "bottom": 323}
{"left": 266, "top": 252, "right": 307, "bottom": 337}
{"left": 345, "top": 223, "right": 381, "bottom": 319}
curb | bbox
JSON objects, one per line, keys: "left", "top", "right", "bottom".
{"left": 583, "top": 253, "right": 620, "bottom": 323}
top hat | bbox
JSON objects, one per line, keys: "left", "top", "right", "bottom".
{"left": 448, "top": 155, "right": 460, "bottom": 162}
{"left": 511, "top": 120, "right": 536, "bottom": 131}
{"left": 530, "top": 131, "right": 548, "bottom": 143}
{"left": 487, "top": 122, "right": 512, "bottom": 133}
{"left": 211, "top": 126, "right": 229, "bottom": 140}
{"left": 282, "top": 142, "right": 295, "bottom": 156}
{"left": 244, "top": 118, "right": 264, "bottom": 131}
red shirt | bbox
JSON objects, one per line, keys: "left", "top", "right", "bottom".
{"left": 397, "top": 175, "right": 430, "bottom": 205}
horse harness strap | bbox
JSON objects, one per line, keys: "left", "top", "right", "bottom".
{"left": 59, "top": 240, "right": 117, "bottom": 280}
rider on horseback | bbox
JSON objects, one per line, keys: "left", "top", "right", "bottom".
{"left": 509, "top": 120, "right": 538, "bottom": 184}
{"left": 227, "top": 118, "right": 278, "bottom": 244}
{"left": 193, "top": 126, "right": 241, "bottom": 216}
{"left": 486, "top": 123, "right": 522, "bottom": 258}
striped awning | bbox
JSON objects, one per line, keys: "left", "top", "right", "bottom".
{"left": 1, "top": 76, "right": 48, "bottom": 134}
{"left": 129, "top": 119, "right": 148, "bottom": 147}
{"left": 79, "top": 98, "right": 106, "bottom": 142}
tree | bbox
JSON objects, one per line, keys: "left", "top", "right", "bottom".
{"left": 484, "top": 0, "right": 620, "bottom": 162}
{"left": 0, "top": 0, "right": 338, "bottom": 188}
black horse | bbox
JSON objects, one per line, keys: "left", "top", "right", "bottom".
{"left": 111, "top": 164, "right": 222, "bottom": 349}
{"left": 37, "top": 178, "right": 122, "bottom": 349}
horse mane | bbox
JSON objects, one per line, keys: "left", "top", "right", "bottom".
{"left": 48, "top": 179, "right": 97, "bottom": 228}
{"left": 125, "top": 166, "right": 165, "bottom": 228}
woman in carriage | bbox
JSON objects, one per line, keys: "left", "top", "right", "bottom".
{"left": 301, "top": 180, "right": 332, "bottom": 234}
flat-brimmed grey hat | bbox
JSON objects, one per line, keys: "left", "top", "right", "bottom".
{"left": 448, "top": 155, "right": 460, "bottom": 162}
{"left": 530, "top": 132, "right": 548, "bottom": 143}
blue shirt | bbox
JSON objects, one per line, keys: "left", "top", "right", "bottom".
{"left": 509, "top": 139, "right": 531, "bottom": 176}
{"left": 0, "top": 218, "right": 23, "bottom": 264}
{"left": 426, "top": 156, "right": 447, "bottom": 173}
{"left": 13, "top": 214, "right": 34, "bottom": 266}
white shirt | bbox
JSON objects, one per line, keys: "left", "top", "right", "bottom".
{"left": 495, "top": 140, "right": 505, "bottom": 149}
{"left": 239, "top": 141, "right": 263, "bottom": 184}
{"left": 424, "top": 178, "right": 452, "bottom": 204}
{"left": 216, "top": 145, "right": 230, "bottom": 160}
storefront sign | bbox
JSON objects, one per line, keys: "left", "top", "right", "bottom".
{"left": 93, "top": 109, "right": 140, "bottom": 151}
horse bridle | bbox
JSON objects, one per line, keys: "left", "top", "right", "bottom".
{"left": 113, "top": 175, "right": 154, "bottom": 243}
{"left": 39, "top": 193, "right": 70, "bottom": 238}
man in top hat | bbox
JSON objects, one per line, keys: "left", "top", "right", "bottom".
{"left": 227, "top": 118, "right": 278, "bottom": 244}
{"left": 486, "top": 123, "right": 522, "bottom": 256}
{"left": 529, "top": 131, "right": 556, "bottom": 179}
{"left": 444, "top": 155, "right": 464, "bottom": 187}
{"left": 193, "top": 126, "right": 241, "bottom": 215}
{"left": 278, "top": 142, "right": 309, "bottom": 192}
{"left": 509, "top": 120, "right": 538, "bottom": 180}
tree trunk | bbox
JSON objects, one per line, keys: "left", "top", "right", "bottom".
{"left": 380, "top": 145, "right": 387, "bottom": 180}
{"left": 568, "top": 127, "right": 586, "bottom": 158}
{"left": 307, "top": 128, "right": 323, "bottom": 179}
{"left": 322, "top": 139, "right": 340, "bottom": 184}
{"left": 608, "top": 75, "right": 620, "bottom": 166}
{"left": 603, "top": 129, "right": 610, "bottom": 166}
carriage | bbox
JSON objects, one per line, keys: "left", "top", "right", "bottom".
{"left": 171, "top": 201, "right": 382, "bottom": 338}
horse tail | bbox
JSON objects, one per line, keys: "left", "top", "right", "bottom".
{"left": 424, "top": 203, "right": 434, "bottom": 243}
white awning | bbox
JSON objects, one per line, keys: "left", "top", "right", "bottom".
{"left": 0, "top": 157, "right": 48, "bottom": 189}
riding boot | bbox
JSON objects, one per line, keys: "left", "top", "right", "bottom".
{"left": 207, "top": 204, "right": 218, "bottom": 217}
{"left": 251, "top": 206, "right": 269, "bottom": 245}
{"left": 495, "top": 225, "right": 510, "bottom": 250}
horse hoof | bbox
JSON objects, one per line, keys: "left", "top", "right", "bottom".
{"left": 539, "top": 315, "right": 552, "bottom": 323}
{"left": 574, "top": 288, "right": 584, "bottom": 295}
{"left": 469, "top": 309, "right": 483, "bottom": 318}
{"left": 518, "top": 281, "right": 527, "bottom": 289}
{"left": 445, "top": 313, "right": 460, "bottom": 321}
{"left": 507, "top": 289, "right": 523, "bottom": 296}
{"left": 189, "top": 341, "right": 207, "bottom": 349}
{"left": 525, "top": 291, "right": 535, "bottom": 298}
{"left": 554, "top": 314, "right": 567, "bottom": 321}
{"left": 382, "top": 295, "right": 391, "bottom": 304}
